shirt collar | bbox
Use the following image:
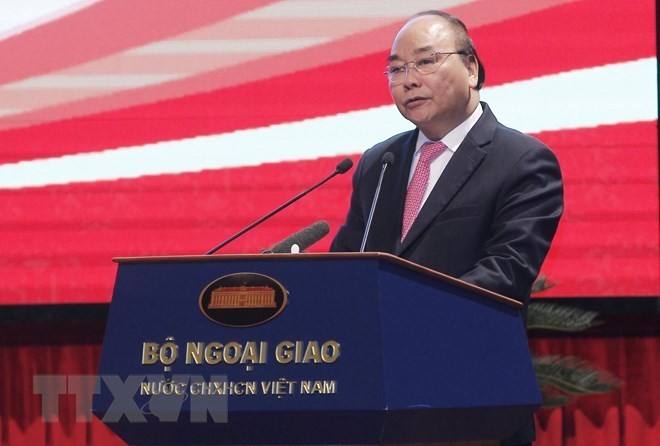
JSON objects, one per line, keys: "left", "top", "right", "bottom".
{"left": 415, "top": 103, "right": 483, "bottom": 154}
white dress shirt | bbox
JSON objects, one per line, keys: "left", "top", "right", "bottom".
{"left": 407, "top": 103, "right": 484, "bottom": 207}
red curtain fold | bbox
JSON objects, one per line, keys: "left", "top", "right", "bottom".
{"left": 530, "top": 335, "right": 658, "bottom": 445}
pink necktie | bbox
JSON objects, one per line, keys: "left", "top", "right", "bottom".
{"left": 401, "top": 141, "right": 448, "bottom": 241}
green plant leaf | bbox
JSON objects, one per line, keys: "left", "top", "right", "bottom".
{"left": 533, "top": 355, "right": 621, "bottom": 396}
{"left": 528, "top": 303, "right": 602, "bottom": 331}
{"left": 532, "top": 275, "right": 556, "bottom": 294}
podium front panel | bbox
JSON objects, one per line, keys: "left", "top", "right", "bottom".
{"left": 93, "top": 254, "right": 541, "bottom": 445}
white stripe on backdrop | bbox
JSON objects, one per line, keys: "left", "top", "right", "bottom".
{"left": 0, "top": 58, "right": 656, "bottom": 189}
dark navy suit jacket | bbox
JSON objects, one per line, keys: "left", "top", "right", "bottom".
{"left": 331, "top": 102, "right": 563, "bottom": 307}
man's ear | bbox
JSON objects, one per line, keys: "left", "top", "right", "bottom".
{"left": 467, "top": 54, "right": 479, "bottom": 88}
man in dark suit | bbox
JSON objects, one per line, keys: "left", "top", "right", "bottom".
{"left": 330, "top": 10, "right": 563, "bottom": 446}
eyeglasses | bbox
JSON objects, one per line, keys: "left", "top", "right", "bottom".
{"left": 384, "top": 51, "right": 466, "bottom": 83}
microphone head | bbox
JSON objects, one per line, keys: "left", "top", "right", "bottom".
{"left": 270, "top": 221, "right": 331, "bottom": 253}
{"left": 336, "top": 158, "right": 353, "bottom": 174}
{"left": 382, "top": 152, "right": 395, "bottom": 165}
{"left": 305, "top": 220, "right": 331, "bottom": 239}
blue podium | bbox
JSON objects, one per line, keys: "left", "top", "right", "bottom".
{"left": 93, "top": 253, "right": 540, "bottom": 445}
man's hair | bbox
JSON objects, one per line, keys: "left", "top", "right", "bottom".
{"left": 409, "top": 10, "right": 486, "bottom": 90}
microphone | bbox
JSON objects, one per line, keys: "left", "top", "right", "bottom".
{"left": 268, "top": 221, "right": 330, "bottom": 253}
{"left": 205, "top": 158, "right": 353, "bottom": 255}
{"left": 360, "top": 152, "right": 395, "bottom": 252}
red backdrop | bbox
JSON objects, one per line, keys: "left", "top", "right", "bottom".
{"left": 0, "top": 1, "right": 657, "bottom": 445}
{"left": 0, "top": 0, "right": 657, "bottom": 304}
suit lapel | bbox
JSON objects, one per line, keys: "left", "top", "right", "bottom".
{"left": 396, "top": 106, "right": 497, "bottom": 255}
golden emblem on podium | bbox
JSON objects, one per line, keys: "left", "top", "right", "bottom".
{"left": 199, "top": 273, "right": 287, "bottom": 327}
{"left": 209, "top": 286, "right": 277, "bottom": 309}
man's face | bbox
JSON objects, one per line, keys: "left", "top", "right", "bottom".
{"left": 388, "top": 16, "right": 479, "bottom": 140}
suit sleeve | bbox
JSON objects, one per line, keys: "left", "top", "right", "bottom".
{"left": 459, "top": 144, "right": 564, "bottom": 303}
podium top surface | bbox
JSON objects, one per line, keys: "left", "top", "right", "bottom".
{"left": 112, "top": 252, "right": 521, "bottom": 308}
